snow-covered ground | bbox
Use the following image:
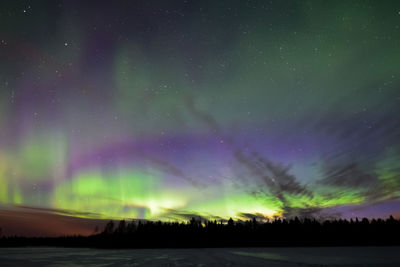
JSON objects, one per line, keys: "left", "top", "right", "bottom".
{"left": 0, "top": 246, "right": 399, "bottom": 266}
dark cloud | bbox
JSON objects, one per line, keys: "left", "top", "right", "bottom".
{"left": 238, "top": 212, "right": 271, "bottom": 221}
{"left": 235, "top": 151, "right": 312, "bottom": 196}
{"left": 145, "top": 155, "right": 204, "bottom": 188}
{"left": 281, "top": 206, "right": 341, "bottom": 220}
{"left": 314, "top": 94, "right": 400, "bottom": 163}
{"left": 160, "top": 208, "right": 225, "bottom": 222}
{"left": 317, "top": 156, "right": 400, "bottom": 211}
{"left": 234, "top": 150, "right": 318, "bottom": 218}
{"left": 319, "top": 162, "right": 379, "bottom": 189}
{"left": 13, "top": 204, "right": 105, "bottom": 218}
{"left": 185, "top": 95, "right": 220, "bottom": 133}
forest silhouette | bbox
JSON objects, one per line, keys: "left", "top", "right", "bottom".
{"left": 1, "top": 216, "right": 400, "bottom": 248}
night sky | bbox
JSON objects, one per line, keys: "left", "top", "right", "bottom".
{"left": 1, "top": 0, "right": 400, "bottom": 234}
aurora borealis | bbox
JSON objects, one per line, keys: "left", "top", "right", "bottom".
{"left": 1, "top": 0, "right": 400, "bottom": 234}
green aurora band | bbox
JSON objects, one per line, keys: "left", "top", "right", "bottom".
{"left": 0, "top": 0, "right": 399, "bottom": 221}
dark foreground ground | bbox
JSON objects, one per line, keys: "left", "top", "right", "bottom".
{"left": 0, "top": 246, "right": 399, "bottom": 266}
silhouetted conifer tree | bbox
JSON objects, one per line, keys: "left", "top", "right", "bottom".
{"left": 102, "top": 221, "right": 115, "bottom": 235}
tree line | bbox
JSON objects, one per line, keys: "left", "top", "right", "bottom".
{"left": 1, "top": 216, "right": 399, "bottom": 248}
